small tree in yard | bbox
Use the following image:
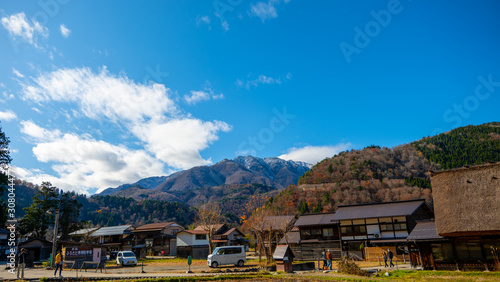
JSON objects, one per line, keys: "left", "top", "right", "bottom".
{"left": 196, "top": 201, "right": 223, "bottom": 253}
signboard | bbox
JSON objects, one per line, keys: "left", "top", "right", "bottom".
{"left": 93, "top": 248, "right": 101, "bottom": 262}
{"left": 65, "top": 247, "right": 93, "bottom": 259}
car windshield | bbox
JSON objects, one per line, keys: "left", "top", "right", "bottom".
{"left": 122, "top": 252, "right": 135, "bottom": 258}
{"left": 212, "top": 248, "right": 220, "bottom": 255}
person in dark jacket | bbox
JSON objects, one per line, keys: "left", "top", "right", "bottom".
{"left": 382, "top": 251, "right": 388, "bottom": 267}
{"left": 387, "top": 249, "right": 394, "bottom": 267}
{"left": 17, "top": 248, "right": 28, "bottom": 279}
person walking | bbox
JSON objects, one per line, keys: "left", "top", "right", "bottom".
{"left": 54, "top": 251, "right": 63, "bottom": 278}
{"left": 321, "top": 249, "right": 327, "bottom": 270}
{"left": 17, "top": 248, "right": 28, "bottom": 279}
{"left": 382, "top": 251, "right": 388, "bottom": 268}
{"left": 387, "top": 249, "right": 394, "bottom": 268}
{"left": 326, "top": 249, "right": 333, "bottom": 270}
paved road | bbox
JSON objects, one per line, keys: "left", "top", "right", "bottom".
{"left": 0, "top": 262, "right": 416, "bottom": 281}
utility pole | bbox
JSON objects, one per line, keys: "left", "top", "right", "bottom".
{"left": 51, "top": 209, "right": 60, "bottom": 269}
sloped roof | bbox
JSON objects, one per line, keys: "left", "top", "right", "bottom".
{"left": 179, "top": 230, "right": 208, "bottom": 235}
{"left": 263, "top": 215, "right": 296, "bottom": 230}
{"left": 407, "top": 220, "right": 445, "bottom": 241}
{"left": 194, "top": 224, "right": 225, "bottom": 233}
{"left": 279, "top": 231, "right": 300, "bottom": 244}
{"left": 222, "top": 227, "right": 244, "bottom": 236}
{"left": 273, "top": 245, "right": 294, "bottom": 260}
{"left": 69, "top": 227, "right": 100, "bottom": 236}
{"left": 294, "top": 213, "right": 337, "bottom": 227}
{"left": 134, "top": 222, "right": 179, "bottom": 232}
{"left": 90, "top": 225, "right": 133, "bottom": 237}
{"left": 330, "top": 199, "right": 426, "bottom": 221}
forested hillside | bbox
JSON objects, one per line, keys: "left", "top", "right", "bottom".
{"left": 264, "top": 145, "right": 436, "bottom": 215}
{"left": 412, "top": 122, "right": 500, "bottom": 169}
{"left": 261, "top": 122, "right": 500, "bottom": 216}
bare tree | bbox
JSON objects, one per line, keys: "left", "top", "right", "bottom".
{"left": 196, "top": 201, "right": 223, "bottom": 253}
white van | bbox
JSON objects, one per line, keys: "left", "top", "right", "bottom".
{"left": 207, "top": 246, "right": 246, "bottom": 268}
{"left": 116, "top": 251, "right": 137, "bottom": 266}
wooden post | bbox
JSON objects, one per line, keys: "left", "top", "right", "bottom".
{"left": 378, "top": 255, "right": 381, "bottom": 266}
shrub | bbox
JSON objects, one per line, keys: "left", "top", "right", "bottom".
{"left": 337, "top": 257, "right": 369, "bottom": 276}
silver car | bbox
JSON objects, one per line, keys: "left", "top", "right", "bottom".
{"left": 116, "top": 251, "right": 137, "bottom": 266}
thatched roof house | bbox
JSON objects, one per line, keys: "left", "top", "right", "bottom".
{"left": 430, "top": 162, "right": 500, "bottom": 236}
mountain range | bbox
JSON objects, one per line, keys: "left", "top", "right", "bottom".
{"left": 98, "top": 156, "right": 311, "bottom": 208}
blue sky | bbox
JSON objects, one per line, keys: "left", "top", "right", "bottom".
{"left": 1, "top": 0, "right": 499, "bottom": 194}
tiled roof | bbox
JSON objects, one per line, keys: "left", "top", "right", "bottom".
{"left": 294, "top": 213, "right": 337, "bottom": 227}
{"left": 90, "top": 225, "right": 133, "bottom": 237}
{"left": 180, "top": 230, "right": 208, "bottom": 235}
{"left": 69, "top": 227, "right": 100, "bottom": 236}
{"left": 134, "top": 222, "right": 177, "bottom": 231}
{"left": 330, "top": 199, "right": 426, "bottom": 221}
{"left": 407, "top": 220, "right": 445, "bottom": 241}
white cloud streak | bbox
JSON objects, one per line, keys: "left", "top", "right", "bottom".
{"left": 60, "top": 24, "right": 71, "bottom": 38}
{"left": 279, "top": 143, "right": 352, "bottom": 164}
{"left": 236, "top": 73, "right": 291, "bottom": 89}
{"left": 249, "top": 0, "right": 290, "bottom": 22}
{"left": 0, "top": 110, "right": 17, "bottom": 121}
{"left": 1, "top": 12, "right": 48, "bottom": 46}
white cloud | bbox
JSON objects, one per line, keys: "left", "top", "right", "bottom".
{"left": 249, "top": 0, "right": 290, "bottom": 22}
{"left": 20, "top": 66, "right": 232, "bottom": 172}
{"left": 133, "top": 119, "right": 231, "bottom": 169}
{"left": 0, "top": 110, "right": 17, "bottom": 121}
{"left": 215, "top": 13, "right": 230, "bottom": 32}
{"left": 184, "top": 82, "right": 224, "bottom": 105}
{"left": 279, "top": 143, "right": 352, "bottom": 164}
{"left": 20, "top": 120, "right": 61, "bottom": 141}
{"left": 60, "top": 24, "right": 71, "bottom": 38}
{"left": 12, "top": 68, "right": 24, "bottom": 78}
{"left": 1, "top": 12, "right": 48, "bottom": 46}
{"left": 237, "top": 73, "right": 291, "bottom": 89}
{"left": 196, "top": 15, "right": 211, "bottom": 27}
{"left": 15, "top": 123, "right": 166, "bottom": 194}
{"left": 20, "top": 66, "right": 177, "bottom": 123}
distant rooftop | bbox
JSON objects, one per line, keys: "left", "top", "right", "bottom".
{"left": 134, "top": 222, "right": 180, "bottom": 232}
{"left": 90, "top": 225, "right": 134, "bottom": 237}
{"left": 330, "top": 199, "right": 426, "bottom": 221}
{"left": 407, "top": 220, "right": 445, "bottom": 241}
{"left": 69, "top": 227, "right": 100, "bottom": 236}
{"left": 294, "top": 212, "right": 337, "bottom": 227}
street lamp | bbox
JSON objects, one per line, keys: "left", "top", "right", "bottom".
{"left": 47, "top": 209, "right": 60, "bottom": 269}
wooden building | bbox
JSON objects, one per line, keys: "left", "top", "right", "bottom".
{"left": 409, "top": 163, "right": 500, "bottom": 270}
{"left": 133, "top": 222, "right": 184, "bottom": 257}
{"left": 89, "top": 225, "right": 135, "bottom": 252}
{"left": 284, "top": 212, "right": 341, "bottom": 261}
{"left": 18, "top": 238, "right": 52, "bottom": 265}
{"left": 330, "top": 199, "right": 433, "bottom": 260}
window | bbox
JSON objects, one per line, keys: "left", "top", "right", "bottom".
{"left": 393, "top": 223, "right": 407, "bottom": 231}
{"left": 455, "top": 242, "right": 483, "bottom": 260}
{"left": 431, "top": 243, "right": 454, "bottom": 261}
{"left": 380, "top": 224, "right": 394, "bottom": 231}
{"left": 195, "top": 234, "right": 207, "bottom": 240}
{"left": 323, "top": 228, "right": 334, "bottom": 237}
{"left": 300, "top": 228, "right": 323, "bottom": 240}
{"left": 340, "top": 220, "right": 352, "bottom": 226}
{"left": 341, "top": 225, "right": 366, "bottom": 236}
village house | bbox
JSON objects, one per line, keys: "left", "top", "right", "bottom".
{"left": 18, "top": 238, "right": 52, "bottom": 265}
{"left": 132, "top": 222, "right": 184, "bottom": 257}
{"left": 282, "top": 212, "right": 341, "bottom": 261}
{"left": 211, "top": 227, "right": 248, "bottom": 249}
{"left": 176, "top": 229, "right": 209, "bottom": 259}
{"left": 408, "top": 162, "right": 500, "bottom": 270}
{"left": 330, "top": 199, "right": 434, "bottom": 260}
{"left": 89, "top": 225, "right": 135, "bottom": 252}
{"left": 68, "top": 227, "right": 100, "bottom": 242}
{"left": 261, "top": 215, "right": 297, "bottom": 251}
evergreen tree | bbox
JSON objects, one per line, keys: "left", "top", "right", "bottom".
{"left": 0, "top": 124, "right": 12, "bottom": 227}
{"left": 19, "top": 182, "right": 58, "bottom": 238}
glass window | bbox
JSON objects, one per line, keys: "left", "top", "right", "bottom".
{"left": 455, "top": 243, "right": 483, "bottom": 260}
{"left": 312, "top": 229, "right": 322, "bottom": 236}
{"left": 323, "top": 228, "right": 334, "bottom": 237}
{"left": 393, "top": 223, "right": 407, "bottom": 231}
{"left": 341, "top": 226, "right": 352, "bottom": 235}
{"left": 353, "top": 226, "right": 366, "bottom": 234}
{"left": 196, "top": 234, "right": 207, "bottom": 240}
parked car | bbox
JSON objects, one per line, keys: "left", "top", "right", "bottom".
{"left": 207, "top": 246, "right": 246, "bottom": 268}
{"left": 116, "top": 251, "right": 137, "bottom": 266}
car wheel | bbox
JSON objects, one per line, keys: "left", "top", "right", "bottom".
{"left": 211, "top": 261, "right": 218, "bottom": 268}
{"left": 237, "top": 260, "right": 244, "bottom": 267}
